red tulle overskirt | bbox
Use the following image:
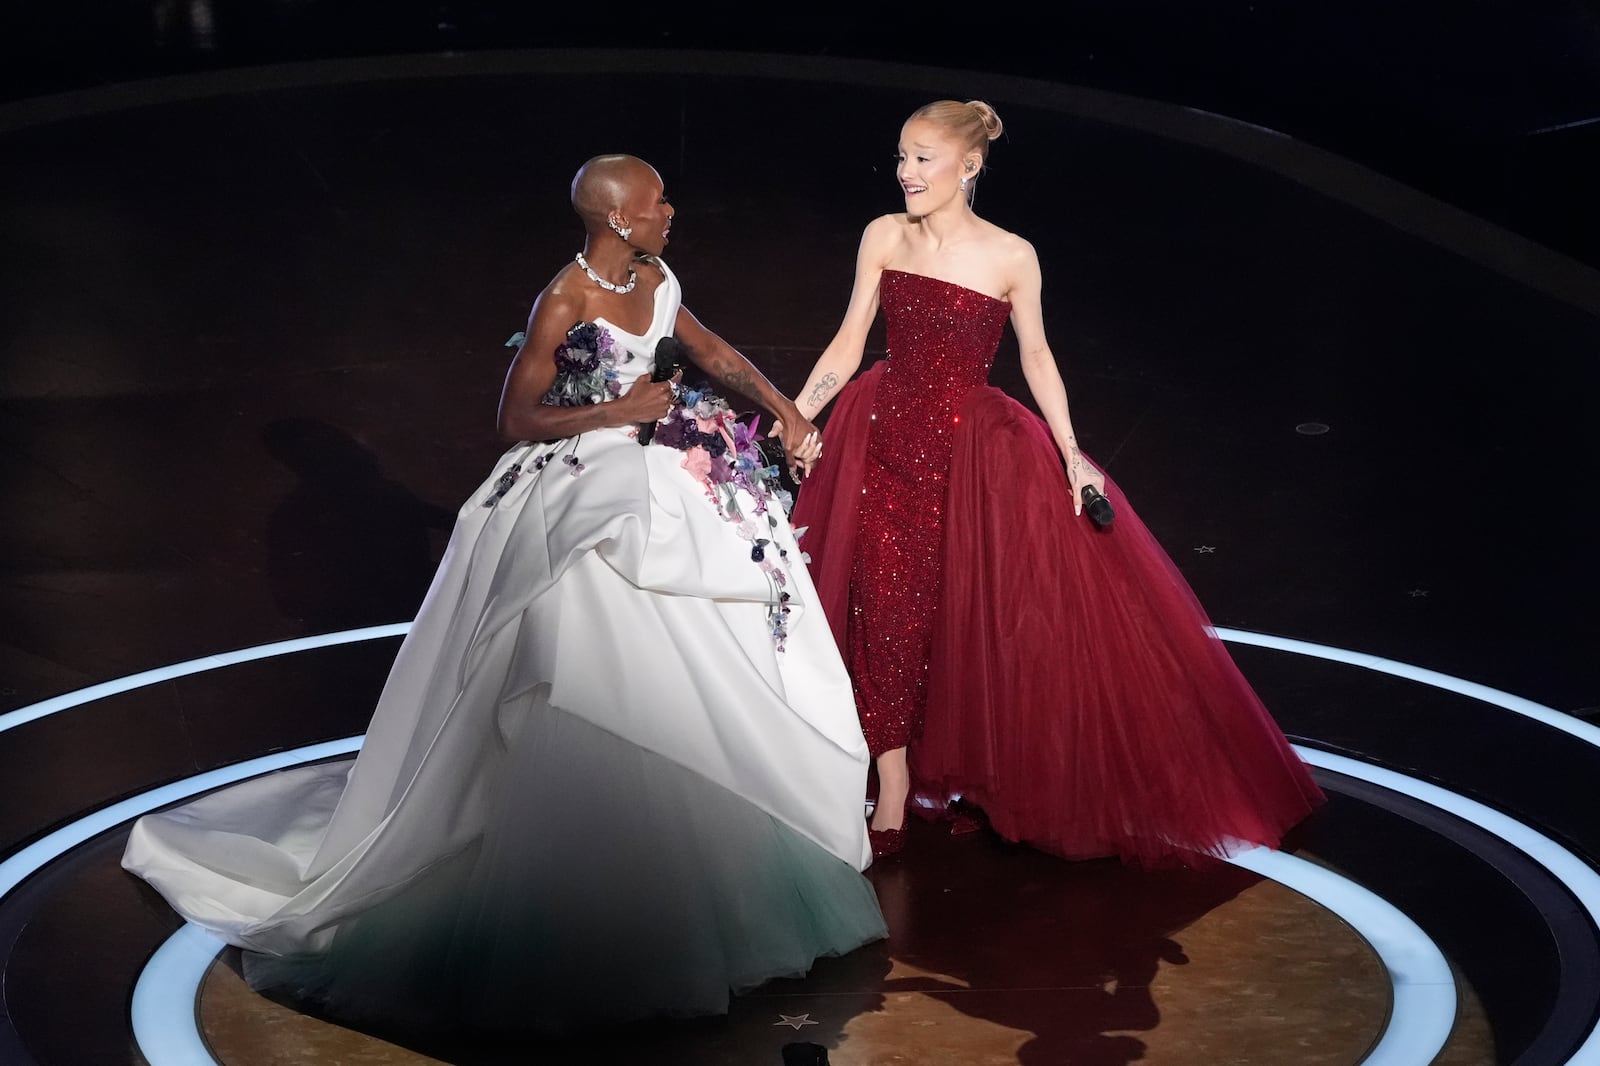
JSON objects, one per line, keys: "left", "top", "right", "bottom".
{"left": 794, "top": 365, "right": 1324, "bottom": 866}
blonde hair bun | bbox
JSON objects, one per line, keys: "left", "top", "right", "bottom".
{"left": 907, "top": 99, "right": 1005, "bottom": 161}
{"left": 965, "top": 99, "right": 1004, "bottom": 141}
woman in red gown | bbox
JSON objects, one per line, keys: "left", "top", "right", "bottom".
{"left": 784, "top": 100, "right": 1324, "bottom": 865}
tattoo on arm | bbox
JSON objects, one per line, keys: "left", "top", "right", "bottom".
{"left": 807, "top": 372, "right": 839, "bottom": 407}
{"left": 719, "top": 366, "right": 757, "bottom": 397}
{"left": 697, "top": 348, "right": 760, "bottom": 399}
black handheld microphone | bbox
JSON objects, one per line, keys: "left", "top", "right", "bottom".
{"left": 637, "top": 335, "right": 684, "bottom": 446}
{"left": 1081, "top": 484, "right": 1115, "bottom": 530}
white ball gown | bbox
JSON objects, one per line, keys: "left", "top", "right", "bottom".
{"left": 121, "top": 257, "right": 886, "bottom": 1033}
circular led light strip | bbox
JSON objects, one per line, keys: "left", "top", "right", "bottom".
{"left": 3, "top": 626, "right": 1595, "bottom": 1063}
{"left": 119, "top": 746, "right": 1453, "bottom": 1066}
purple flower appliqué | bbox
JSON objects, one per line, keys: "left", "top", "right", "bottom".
{"left": 642, "top": 385, "right": 800, "bottom": 650}
{"left": 544, "top": 322, "right": 621, "bottom": 408}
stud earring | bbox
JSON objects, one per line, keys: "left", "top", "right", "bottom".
{"left": 609, "top": 218, "right": 633, "bottom": 241}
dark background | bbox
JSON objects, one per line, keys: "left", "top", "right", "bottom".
{"left": 5, "top": 1, "right": 1600, "bottom": 269}
{"left": 2, "top": 16, "right": 1598, "bottom": 1061}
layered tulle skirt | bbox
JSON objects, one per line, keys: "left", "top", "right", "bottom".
{"left": 796, "top": 362, "right": 1324, "bottom": 866}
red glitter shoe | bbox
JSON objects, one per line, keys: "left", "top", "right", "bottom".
{"left": 867, "top": 788, "right": 911, "bottom": 859}
{"left": 869, "top": 825, "right": 905, "bottom": 859}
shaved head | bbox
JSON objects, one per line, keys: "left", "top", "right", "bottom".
{"left": 571, "top": 154, "right": 657, "bottom": 232}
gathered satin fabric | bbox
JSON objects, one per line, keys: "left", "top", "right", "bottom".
{"left": 123, "top": 258, "right": 883, "bottom": 1028}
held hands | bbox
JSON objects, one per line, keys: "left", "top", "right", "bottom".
{"left": 768, "top": 408, "right": 823, "bottom": 481}
{"left": 615, "top": 370, "right": 682, "bottom": 427}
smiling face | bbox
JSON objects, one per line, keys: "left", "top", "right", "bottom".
{"left": 896, "top": 118, "right": 982, "bottom": 217}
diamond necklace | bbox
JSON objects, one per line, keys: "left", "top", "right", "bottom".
{"left": 574, "top": 252, "right": 637, "bottom": 294}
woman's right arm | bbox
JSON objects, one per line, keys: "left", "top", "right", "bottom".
{"left": 495, "top": 285, "right": 674, "bottom": 443}
{"left": 790, "top": 216, "right": 897, "bottom": 422}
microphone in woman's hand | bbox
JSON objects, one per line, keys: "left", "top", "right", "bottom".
{"left": 1081, "top": 484, "right": 1114, "bottom": 530}
{"left": 637, "top": 336, "right": 684, "bottom": 446}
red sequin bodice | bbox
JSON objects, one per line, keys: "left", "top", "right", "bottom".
{"left": 875, "top": 268, "right": 1012, "bottom": 424}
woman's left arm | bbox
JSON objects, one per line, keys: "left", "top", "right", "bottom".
{"left": 673, "top": 305, "right": 819, "bottom": 466}
{"left": 1007, "top": 240, "right": 1106, "bottom": 514}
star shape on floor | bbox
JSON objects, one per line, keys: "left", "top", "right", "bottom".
{"left": 1407, "top": 588, "right": 1429, "bottom": 597}
{"left": 774, "top": 1013, "right": 820, "bottom": 1030}
{"left": 1193, "top": 545, "right": 1216, "bottom": 554}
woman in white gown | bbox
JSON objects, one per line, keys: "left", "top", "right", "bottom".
{"left": 122, "top": 155, "right": 886, "bottom": 1033}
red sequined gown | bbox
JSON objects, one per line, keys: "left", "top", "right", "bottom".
{"left": 793, "top": 268, "right": 1324, "bottom": 865}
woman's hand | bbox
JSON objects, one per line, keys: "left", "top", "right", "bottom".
{"left": 1064, "top": 447, "right": 1107, "bottom": 516}
{"left": 790, "top": 428, "right": 823, "bottom": 480}
{"left": 769, "top": 408, "right": 822, "bottom": 480}
{"left": 613, "top": 371, "right": 681, "bottom": 429}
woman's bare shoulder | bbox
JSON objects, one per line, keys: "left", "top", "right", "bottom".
{"left": 857, "top": 214, "right": 913, "bottom": 267}
{"left": 534, "top": 263, "right": 586, "bottom": 312}
{"left": 867, "top": 211, "right": 913, "bottom": 230}
{"left": 965, "top": 224, "right": 1039, "bottom": 303}
{"left": 862, "top": 212, "right": 914, "bottom": 242}
{"left": 976, "top": 220, "right": 1036, "bottom": 260}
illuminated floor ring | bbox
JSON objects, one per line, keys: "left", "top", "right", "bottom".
{"left": 0, "top": 737, "right": 363, "bottom": 902}
{"left": 105, "top": 742, "right": 1454, "bottom": 1066}
{"left": 0, "top": 624, "right": 408, "bottom": 736}
{"left": 1214, "top": 627, "right": 1600, "bottom": 750}
{"left": 1226, "top": 844, "right": 1453, "bottom": 1066}
{"left": 121, "top": 744, "right": 1600, "bottom": 1064}
{"left": 0, "top": 628, "right": 1592, "bottom": 1062}
{"left": 1299, "top": 747, "right": 1600, "bottom": 1066}
{"left": 4, "top": 626, "right": 1589, "bottom": 754}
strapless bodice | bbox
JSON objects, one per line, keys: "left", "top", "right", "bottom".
{"left": 879, "top": 268, "right": 1011, "bottom": 395}
{"left": 869, "top": 270, "right": 1012, "bottom": 475}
